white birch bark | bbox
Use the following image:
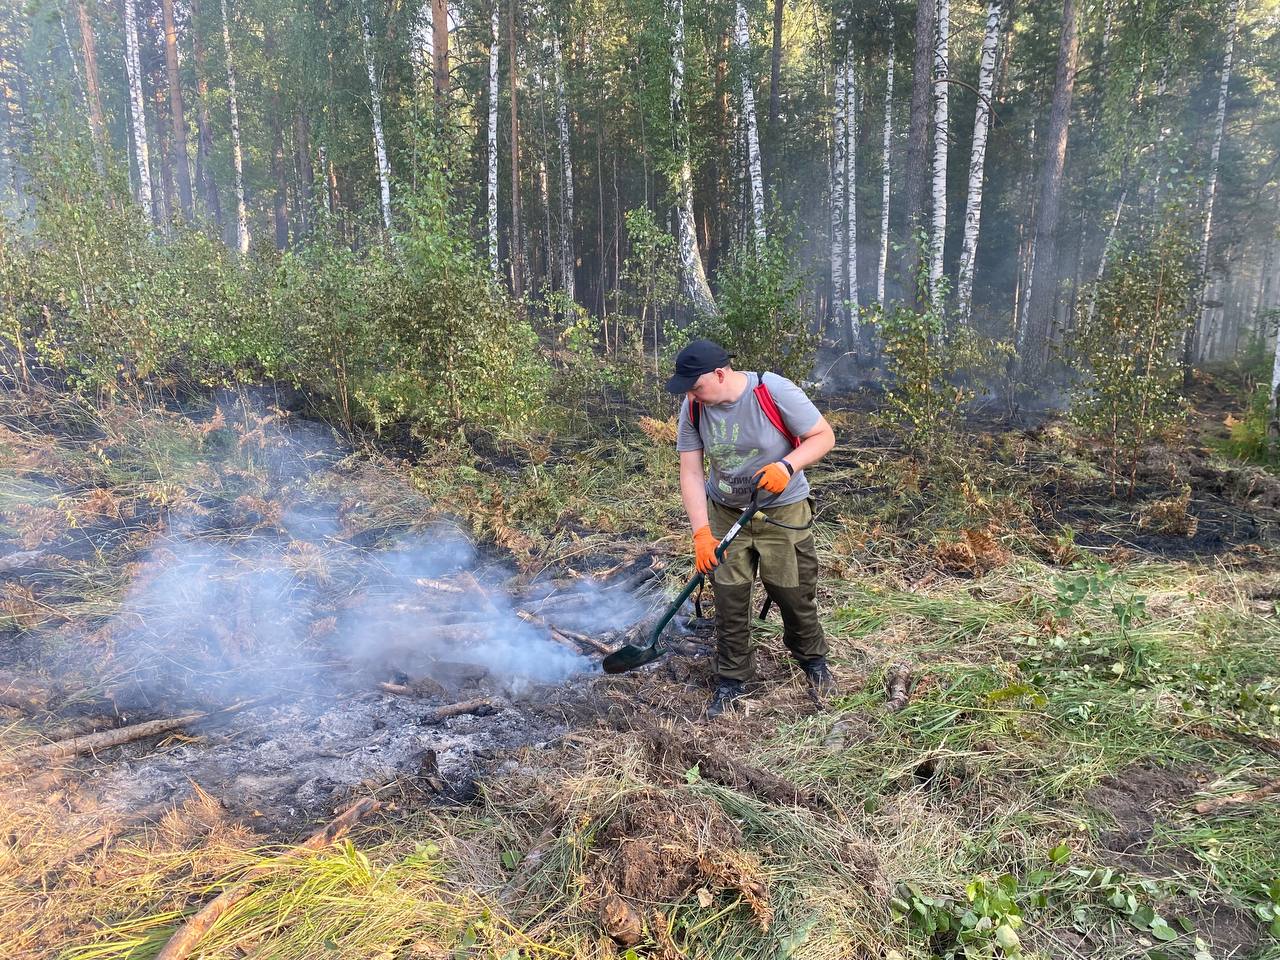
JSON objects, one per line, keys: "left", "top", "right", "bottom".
{"left": 220, "top": 0, "right": 249, "bottom": 254}
{"left": 413, "top": 0, "right": 434, "bottom": 93}
{"left": 1271, "top": 301, "right": 1280, "bottom": 409}
{"left": 830, "top": 16, "right": 847, "bottom": 320}
{"left": 929, "top": 0, "right": 950, "bottom": 295}
{"left": 735, "top": 0, "right": 765, "bottom": 242}
{"left": 360, "top": 3, "right": 393, "bottom": 234}
{"left": 553, "top": 30, "right": 575, "bottom": 301}
{"left": 1195, "top": 0, "right": 1238, "bottom": 358}
{"left": 671, "top": 0, "right": 717, "bottom": 315}
{"left": 122, "top": 0, "right": 153, "bottom": 220}
{"left": 877, "top": 19, "right": 894, "bottom": 307}
{"left": 954, "top": 0, "right": 1001, "bottom": 323}
{"left": 487, "top": 7, "right": 500, "bottom": 274}
{"left": 1086, "top": 186, "right": 1125, "bottom": 323}
{"left": 843, "top": 49, "right": 858, "bottom": 325}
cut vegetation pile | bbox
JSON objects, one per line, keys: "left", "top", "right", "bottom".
{"left": 1, "top": 384, "right": 1279, "bottom": 959}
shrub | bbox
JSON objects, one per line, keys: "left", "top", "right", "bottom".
{"left": 1069, "top": 224, "right": 1194, "bottom": 495}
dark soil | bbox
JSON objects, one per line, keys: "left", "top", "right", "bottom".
{"left": 1088, "top": 762, "right": 1208, "bottom": 876}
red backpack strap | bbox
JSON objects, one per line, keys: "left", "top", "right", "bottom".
{"left": 754, "top": 377, "right": 801, "bottom": 449}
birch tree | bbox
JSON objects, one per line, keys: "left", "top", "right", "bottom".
{"left": 220, "top": 0, "right": 248, "bottom": 254}
{"left": 122, "top": 0, "right": 153, "bottom": 221}
{"left": 954, "top": 0, "right": 1001, "bottom": 323}
{"left": 552, "top": 30, "right": 575, "bottom": 300}
{"left": 1189, "top": 0, "right": 1239, "bottom": 371}
{"left": 488, "top": 6, "right": 500, "bottom": 274}
{"left": 929, "top": 0, "right": 949, "bottom": 295}
{"left": 734, "top": 0, "right": 764, "bottom": 241}
{"left": 360, "top": 1, "right": 393, "bottom": 234}
{"left": 160, "top": 0, "right": 193, "bottom": 219}
{"left": 670, "top": 0, "right": 717, "bottom": 316}
{"left": 830, "top": 15, "right": 847, "bottom": 322}
{"left": 877, "top": 17, "right": 894, "bottom": 307}
{"left": 413, "top": 0, "right": 434, "bottom": 94}
{"left": 843, "top": 41, "right": 858, "bottom": 328}
{"left": 508, "top": 0, "right": 524, "bottom": 299}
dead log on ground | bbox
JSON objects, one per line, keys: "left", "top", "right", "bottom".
{"left": 154, "top": 798, "right": 380, "bottom": 960}
{"left": 426, "top": 697, "right": 497, "bottom": 722}
{"left": 1193, "top": 778, "right": 1280, "bottom": 816}
{"left": 0, "top": 549, "right": 48, "bottom": 574}
{"left": 885, "top": 664, "right": 913, "bottom": 712}
{"left": 28, "top": 699, "right": 260, "bottom": 762}
{"left": 416, "top": 577, "right": 464, "bottom": 594}
{"left": 514, "top": 609, "right": 613, "bottom": 655}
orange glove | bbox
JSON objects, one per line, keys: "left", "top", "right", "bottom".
{"left": 693, "top": 525, "right": 720, "bottom": 574}
{"left": 754, "top": 460, "right": 793, "bottom": 495}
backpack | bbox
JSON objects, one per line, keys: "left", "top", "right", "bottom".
{"left": 688, "top": 373, "right": 801, "bottom": 449}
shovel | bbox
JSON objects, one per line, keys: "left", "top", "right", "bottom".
{"left": 602, "top": 493, "right": 761, "bottom": 674}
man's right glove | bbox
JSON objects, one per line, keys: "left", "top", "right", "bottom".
{"left": 693, "top": 525, "right": 720, "bottom": 574}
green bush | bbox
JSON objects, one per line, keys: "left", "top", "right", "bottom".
{"left": 1069, "top": 224, "right": 1194, "bottom": 494}
{"left": 871, "top": 261, "right": 1012, "bottom": 451}
{"left": 1220, "top": 382, "right": 1280, "bottom": 465}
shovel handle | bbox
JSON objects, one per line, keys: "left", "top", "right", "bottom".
{"left": 649, "top": 495, "right": 761, "bottom": 646}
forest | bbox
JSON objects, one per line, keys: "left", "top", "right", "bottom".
{"left": 1, "top": 0, "right": 1279, "bottom": 955}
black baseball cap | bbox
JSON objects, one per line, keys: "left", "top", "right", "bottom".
{"left": 665, "top": 339, "right": 734, "bottom": 393}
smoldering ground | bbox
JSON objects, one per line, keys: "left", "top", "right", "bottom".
{"left": 3, "top": 394, "right": 652, "bottom": 825}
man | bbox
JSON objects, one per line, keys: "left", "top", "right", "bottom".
{"left": 668, "top": 339, "right": 837, "bottom": 717}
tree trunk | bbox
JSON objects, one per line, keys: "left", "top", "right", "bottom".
{"left": 553, "top": 30, "right": 575, "bottom": 302}
{"left": 929, "top": 0, "right": 949, "bottom": 295}
{"left": 1017, "top": 0, "right": 1079, "bottom": 378}
{"left": 360, "top": 1, "right": 393, "bottom": 235}
{"left": 414, "top": 0, "right": 434, "bottom": 95}
{"left": 768, "top": 0, "right": 782, "bottom": 156}
{"left": 487, "top": 6, "right": 499, "bottom": 274}
{"left": 954, "top": 0, "right": 1000, "bottom": 323}
{"left": 1085, "top": 186, "right": 1125, "bottom": 323}
{"left": 190, "top": 0, "right": 222, "bottom": 229}
{"left": 903, "top": 0, "right": 936, "bottom": 304}
{"left": 877, "top": 19, "right": 894, "bottom": 307}
{"left": 122, "top": 0, "right": 154, "bottom": 221}
{"left": 508, "top": 0, "right": 524, "bottom": 300}
{"left": 843, "top": 42, "right": 858, "bottom": 333}
{"left": 670, "top": 0, "right": 717, "bottom": 316}
{"left": 74, "top": 0, "right": 106, "bottom": 171}
{"left": 735, "top": 0, "right": 765, "bottom": 241}
{"left": 296, "top": 112, "right": 313, "bottom": 232}
{"left": 433, "top": 0, "right": 449, "bottom": 107}
{"left": 160, "top": 0, "right": 193, "bottom": 218}
{"left": 1188, "top": 0, "right": 1239, "bottom": 381}
{"left": 220, "top": 0, "right": 249, "bottom": 254}
{"left": 830, "top": 17, "right": 847, "bottom": 326}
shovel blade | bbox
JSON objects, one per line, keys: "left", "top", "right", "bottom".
{"left": 601, "top": 642, "right": 666, "bottom": 674}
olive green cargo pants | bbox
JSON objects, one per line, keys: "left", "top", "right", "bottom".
{"left": 707, "top": 498, "right": 827, "bottom": 682}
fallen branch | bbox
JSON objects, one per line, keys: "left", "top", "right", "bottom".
{"left": 0, "top": 549, "right": 47, "bottom": 574}
{"left": 885, "top": 664, "right": 913, "bottom": 712}
{"left": 426, "top": 697, "right": 497, "bottom": 722}
{"left": 155, "top": 798, "right": 380, "bottom": 960}
{"left": 514, "top": 608, "right": 613, "bottom": 655}
{"left": 28, "top": 699, "right": 260, "bottom": 762}
{"left": 1193, "top": 778, "right": 1280, "bottom": 815}
{"left": 415, "top": 577, "right": 464, "bottom": 594}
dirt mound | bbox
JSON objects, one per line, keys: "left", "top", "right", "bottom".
{"left": 1087, "top": 763, "right": 1205, "bottom": 875}
{"left": 590, "top": 789, "right": 772, "bottom": 930}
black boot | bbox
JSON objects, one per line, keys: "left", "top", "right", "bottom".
{"left": 706, "top": 678, "right": 746, "bottom": 718}
{"left": 800, "top": 657, "right": 838, "bottom": 698}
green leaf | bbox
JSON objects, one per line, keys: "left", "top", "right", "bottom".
{"left": 1049, "top": 843, "right": 1071, "bottom": 865}
{"left": 1149, "top": 917, "right": 1179, "bottom": 942}
{"left": 500, "top": 849, "right": 522, "bottom": 870}
{"left": 995, "top": 923, "right": 1022, "bottom": 953}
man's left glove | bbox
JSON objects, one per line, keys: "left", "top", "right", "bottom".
{"left": 753, "top": 460, "right": 794, "bottom": 494}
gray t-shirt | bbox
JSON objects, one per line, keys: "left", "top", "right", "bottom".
{"left": 676, "top": 372, "right": 822, "bottom": 508}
